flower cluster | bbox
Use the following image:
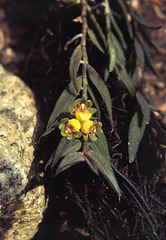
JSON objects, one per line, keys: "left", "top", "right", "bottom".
{"left": 59, "top": 99, "right": 102, "bottom": 141}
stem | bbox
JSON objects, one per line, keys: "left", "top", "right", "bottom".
{"left": 81, "top": 0, "right": 88, "bottom": 99}
{"left": 105, "top": 0, "right": 111, "bottom": 39}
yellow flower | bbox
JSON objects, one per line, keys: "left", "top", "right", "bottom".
{"left": 69, "top": 118, "right": 81, "bottom": 131}
{"left": 76, "top": 111, "right": 92, "bottom": 122}
{"left": 81, "top": 120, "right": 94, "bottom": 134}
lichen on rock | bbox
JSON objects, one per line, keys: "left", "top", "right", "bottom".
{"left": 0, "top": 64, "right": 46, "bottom": 240}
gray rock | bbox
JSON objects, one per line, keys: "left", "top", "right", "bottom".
{"left": 0, "top": 64, "right": 46, "bottom": 239}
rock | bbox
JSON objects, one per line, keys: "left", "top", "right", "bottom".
{"left": 0, "top": 64, "right": 46, "bottom": 239}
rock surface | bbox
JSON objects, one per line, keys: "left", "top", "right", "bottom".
{"left": 0, "top": 64, "right": 46, "bottom": 239}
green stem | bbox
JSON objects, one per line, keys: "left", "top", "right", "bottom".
{"left": 105, "top": 0, "right": 111, "bottom": 39}
{"left": 81, "top": 0, "right": 88, "bottom": 100}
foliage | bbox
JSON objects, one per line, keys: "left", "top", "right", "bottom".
{"left": 41, "top": 0, "right": 166, "bottom": 239}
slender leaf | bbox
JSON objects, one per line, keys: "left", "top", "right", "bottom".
{"left": 115, "top": 64, "right": 135, "bottom": 97}
{"left": 43, "top": 82, "right": 77, "bottom": 137}
{"left": 136, "top": 91, "right": 150, "bottom": 124}
{"left": 87, "top": 85, "right": 101, "bottom": 121}
{"left": 88, "top": 28, "right": 105, "bottom": 53}
{"left": 55, "top": 152, "right": 85, "bottom": 176}
{"left": 112, "top": 33, "right": 126, "bottom": 66}
{"left": 139, "top": 24, "right": 162, "bottom": 54}
{"left": 87, "top": 5, "right": 107, "bottom": 48}
{"left": 89, "top": 132, "right": 110, "bottom": 163}
{"left": 108, "top": 37, "right": 116, "bottom": 72}
{"left": 85, "top": 155, "right": 99, "bottom": 175}
{"left": 134, "top": 37, "right": 145, "bottom": 70}
{"left": 86, "top": 150, "right": 121, "bottom": 196}
{"left": 45, "top": 137, "right": 73, "bottom": 170}
{"left": 130, "top": 65, "right": 140, "bottom": 86}
{"left": 61, "top": 139, "right": 82, "bottom": 157}
{"left": 117, "top": 0, "right": 133, "bottom": 38}
{"left": 103, "top": 67, "right": 110, "bottom": 82}
{"left": 87, "top": 65, "right": 113, "bottom": 129}
{"left": 109, "top": 8, "right": 127, "bottom": 50}
{"left": 130, "top": 6, "right": 160, "bottom": 30}
{"left": 128, "top": 110, "right": 146, "bottom": 163}
{"left": 69, "top": 44, "right": 83, "bottom": 92}
{"left": 138, "top": 37, "right": 160, "bottom": 78}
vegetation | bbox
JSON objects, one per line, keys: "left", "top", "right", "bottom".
{"left": 38, "top": 0, "right": 166, "bottom": 239}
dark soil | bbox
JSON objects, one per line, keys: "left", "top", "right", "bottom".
{"left": 0, "top": 0, "right": 166, "bottom": 239}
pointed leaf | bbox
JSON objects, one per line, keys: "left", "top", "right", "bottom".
{"left": 115, "top": 64, "right": 135, "bottom": 97}
{"left": 128, "top": 111, "right": 146, "bottom": 163}
{"left": 109, "top": 8, "right": 127, "bottom": 50}
{"left": 55, "top": 152, "right": 85, "bottom": 176}
{"left": 45, "top": 137, "right": 73, "bottom": 170}
{"left": 139, "top": 24, "right": 162, "bottom": 53}
{"left": 87, "top": 6, "right": 107, "bottom": 48}
{"left": 87, "top": 85, "right": 101, "bottom": 121}
{"left": 134, "top": 38, "right": 145, "bottom": 70}
{"left": 89, "top": 132, "right": 110, "bottom": 163}
{"left": 69, "top": 45, "right": 82, "bottom": 92}
{"left": 136, "top": 91, "right": 150, "bottom": 124}
{"left": 135, "top": 34, "right": 160, "bottom": 77}
{"left": 112, "top": 33, "right": 126, "bottom": 66}
{"left": 85, "top": 155, "right": 99, "bottom": 175}
{"left": 88, "top": 28, "right": 105, "bottom": 53}
{"left": 117, "top": 0, "right": 133, "bottom": 38}
{"left": 86, "top": 150, "right": 121, "bottom": 196}
{"left": 130, "top": 65, "right": 140, "bottom": 86}
{"left": 108, "top": 37, "right": 116, "bottom": 72}
{"left": 42, "top": 82, "right": 77, "bottom": 137}
{"left": 61, "top": 139, "right": 82, "bottom": 157}
{"left": 142, "top": 41, "right": 160, "bottom": 78}
{"left": 75, "top": 76, "right": 83, "bottom": 95}
{"left": 87, "top": 65, "right": 113, "bottom": 129}
{"left": 130, "top": 6, "right": 161, "bottom": 30}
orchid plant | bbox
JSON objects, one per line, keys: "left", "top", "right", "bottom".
{"left": 42, "top": 4, "right": 166, "bottom": 235}
{"left": 42, "top": 0, "right": 123, "bottom": 197}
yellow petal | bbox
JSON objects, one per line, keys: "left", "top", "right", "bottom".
{"left": 81, "top": 120, "right": 94, "bottom": 134}
{"left": 76, "top": 111, "right": 92, "bottom": 122}
{"left": 69, "top": 119, "right": 81, "bottom": 131}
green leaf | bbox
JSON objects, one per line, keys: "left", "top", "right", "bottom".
{"left": 89, "top": 132, "right": 110, "bottom": 163}
{"left": 116, "top": 0, "right": 133, "bottom": 38}
{"left": 87, "top": 65, "right": 113, "bottom": 130}
{"left": 128, "top": 110, "right": 146, "bottom": 163}
{"left": 61, "top": 139, "right": 82, "bottom": 157}
{"left": 45, "top": 137, "right": 72, "bottom": 170}
{"left": 88, "top": 28, "right": 105, "bottom": 53}
{"left": 85, "top": 155, "right": 99, "bottom": 176}
{"left": 130, "top": 6, "right": 161, "bottom": 30}
{"left": 141, "top": 40, "right": 160, "bottom": 78}
{"left": 136, "top": 91, "right": 150, "bottom": 124}
{"left": 87, "top": 85, "right": 101, "bottom": 121}
{"left": 112, "top": 33, "right": 126, "bottom": 66}
{"left": 43, "top": 82, "right": 77, "bottom": 137}
{"left": 130, "top": 65, "right": 140, "bottom": 86}
{"left": 55, "top": 152, "right": 85, "bottom": 176}
{"left": 135, "top": 34, "right": 160, "bottom": 77}
{"left": 139, "top": 24, "right": 162, "bottom": 54}
{"left": 85, "top": 150, "right": 121, "bottom": 196}
{"left": 115, "top": 64, "right": 135, "bottom": 97}
{"left": 108, "top": 37, "right": 116, "bottom": 72}
{"left": 109, "top": 8, "right": 127, "bottom": 50}
{"left": 134, "top": 37, "right": 145, "bottom": 70}
{"left": 69, "top": 44, "right": 83, "bottom": 92}
{"left": 87, "top": 5, "right": 107, "bottom": 48}
{"left": 75, "top": 76, "right": 83, "bottom": 95}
